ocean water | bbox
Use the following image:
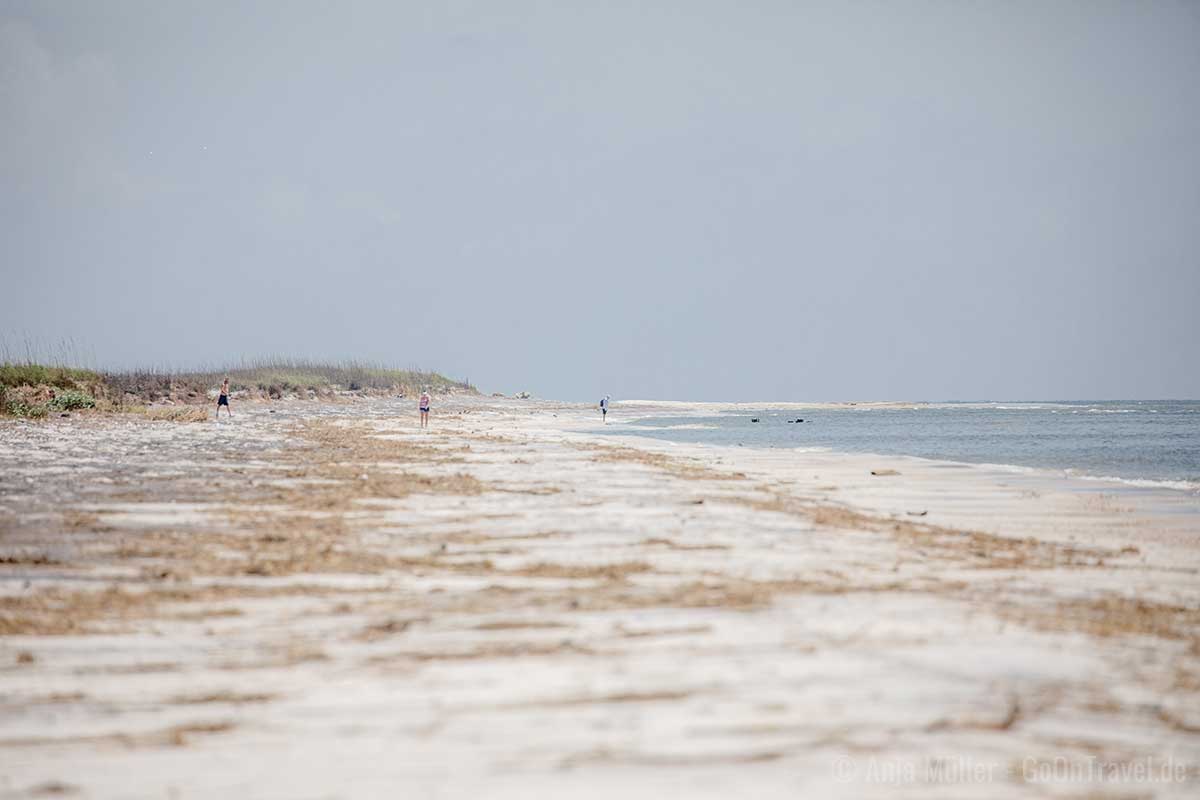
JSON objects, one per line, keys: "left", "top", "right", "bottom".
{"left": 608, "top": 401, "right": 1200, "bottom": 492}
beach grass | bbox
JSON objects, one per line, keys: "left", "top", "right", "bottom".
{"left": 109, "top": 359, "right": 471, "bottom": 395}
{"left": 0, "top": 363, "right": 103, "bottom": 390}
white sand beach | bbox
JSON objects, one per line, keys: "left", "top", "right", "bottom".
{"left": 1, "top": 396, "right": 1197, "bottom": 798}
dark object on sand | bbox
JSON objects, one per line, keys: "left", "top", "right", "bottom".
{"left": 871, "top": 469, "right": 901, "bottom": 476}
{"left": 906, "top": 510, "right": 928, "bottom": 517}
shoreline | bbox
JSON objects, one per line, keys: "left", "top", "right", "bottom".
{"left": 600, "top": 400, "right": 1200, "bottom": 497}
{"left": 538, "top": 401, "right": 1200, "bottom": 552}
{"left": 1, "top": 395, "right": 1197, "bottom": 797}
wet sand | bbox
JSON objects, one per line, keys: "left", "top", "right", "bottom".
{"left": 1, "top": 396, "right": 1197, "bottom": 798}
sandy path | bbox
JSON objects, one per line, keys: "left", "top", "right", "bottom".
{"left": 1, "top": 396, "right": 1197, "bottom": 798}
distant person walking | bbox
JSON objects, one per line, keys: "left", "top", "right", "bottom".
{"left": 600, "top": 395, "right": 610, "bottom": 423}
{"left": 216, "top": 378, "right": 232, "bottom": 418}
{"left": 419, "top": 389, "right": 431, "bottom": 429}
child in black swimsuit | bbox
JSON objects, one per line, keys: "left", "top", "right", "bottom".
{"left": 217, "top": 378, "right": 231, "bottom": 418}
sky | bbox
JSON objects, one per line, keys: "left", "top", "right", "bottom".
{"left": 2, "top": 1, "right": 1198, "bottom": 401}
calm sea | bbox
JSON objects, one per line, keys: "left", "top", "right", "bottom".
{"left": 607, "top": 401, "right": 1200, "bottom": 492}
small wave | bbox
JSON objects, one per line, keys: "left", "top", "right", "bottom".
{"left": 1084, "top": 408, "right": 1139, "bottom": 414}
{"left": 969, "top": 462, "right": 1198, "bottom": 493}
{"left": 1067, "top": 471, "right": 1200, "bottom": 493}
{"left": 975, "top": 462, "right": 1041, "bottom": 475}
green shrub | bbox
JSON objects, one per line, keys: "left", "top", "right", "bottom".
{"left": 48, "top": 389, "right": 96, "bottom": 411}
{"left": 5, "top": 399, "right": 48, "bottom": 418}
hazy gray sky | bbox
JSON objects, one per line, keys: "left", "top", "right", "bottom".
{"left": 3, "top": 1, "right": 1198, "bottom": 400}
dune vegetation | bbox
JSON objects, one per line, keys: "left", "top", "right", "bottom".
{"left": 0, "top": 358, "right": 473, "bottom": 419}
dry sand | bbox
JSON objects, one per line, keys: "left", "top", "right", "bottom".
{"left": 0, "top": 396, "right": 1197, "bottom": 798}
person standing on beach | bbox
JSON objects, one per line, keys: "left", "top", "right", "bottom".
{"left": 419, "top": 389, "right": 431, "bottom": 429}
{"left": 600, "top": 395, "right": 610, "bottom": 423}
{"left": 216, "top": 378, "right": 232, "bottom": 418}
